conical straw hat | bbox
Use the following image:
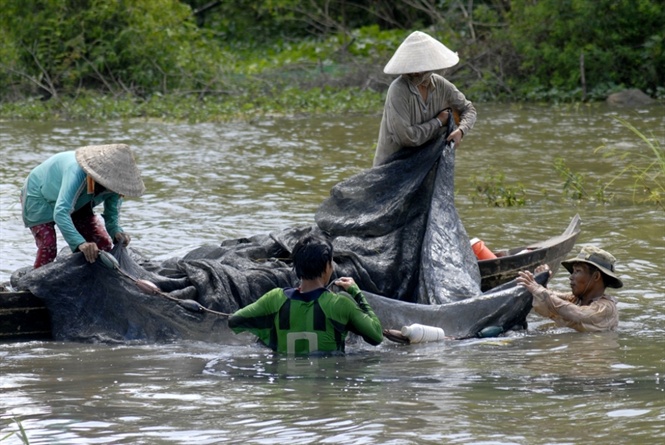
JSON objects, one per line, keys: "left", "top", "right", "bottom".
{"left": 75, "top": 144, "right": 145, "bottom": 197}
{"left": 384, "top": 31, "right": 459, "bottom": 75}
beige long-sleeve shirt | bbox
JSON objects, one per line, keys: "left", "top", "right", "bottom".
{"left": 373, "top": 73, "right": 477, "bottom": 166}
{"left": 530, "top": 287, "right": 619, "bottom": 332}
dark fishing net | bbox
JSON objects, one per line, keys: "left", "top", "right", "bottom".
{"left": 315, "top": 134, "right": 480, "bottom": 304}
{"left": 15, "top": 126, "right": 536, "bottom": 343}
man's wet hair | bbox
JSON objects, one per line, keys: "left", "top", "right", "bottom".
{"left": 291, "top": 233, "right": 334, "bottom": 280}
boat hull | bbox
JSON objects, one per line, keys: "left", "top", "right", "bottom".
{"left": 479, "top": 214, "right": 581, "bottom": 291}
{"left": 0, "top": 291, "right": 52, "bottom": 341}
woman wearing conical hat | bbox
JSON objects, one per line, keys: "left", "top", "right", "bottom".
{"left": 373, "top": 31, "right": 477, "bottom": 166}
{"left": 20, "top": 144, "right": 145, "bottom": 268}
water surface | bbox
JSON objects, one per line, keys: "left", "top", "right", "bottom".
{"left": 1, "top": 103, "right": 664, "bottom": 444}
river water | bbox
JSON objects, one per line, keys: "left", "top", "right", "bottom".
{"left": 1, "top": 103, "right": 664, "bottom": 444}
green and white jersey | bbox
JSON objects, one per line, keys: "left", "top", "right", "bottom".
{"left": 228, "top": 284, "right": 383, "bottom": 355}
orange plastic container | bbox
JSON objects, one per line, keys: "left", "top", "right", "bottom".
{"left": 470, "top": 237, "right": 497, "bottom": 260}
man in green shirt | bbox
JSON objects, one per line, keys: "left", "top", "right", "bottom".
{"left": 228, "top": 234, "right": 383, "bottom": 355}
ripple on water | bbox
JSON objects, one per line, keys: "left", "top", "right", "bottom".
{"left": 1, "top": 110, "right": 664, "bottom": 444}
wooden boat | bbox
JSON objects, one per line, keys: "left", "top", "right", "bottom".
{"left": 0, "top": 290, "right": 52, "bottom": 341}
{"left": 479, "top": 214, "right": 581, "bottom": 291}
{"left": 0, "top": 214, "right": 581, "bottom": 342}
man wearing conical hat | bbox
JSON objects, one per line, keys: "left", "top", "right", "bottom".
{"left": 373, "top": 31, "right": 477, "bottom": 166}
{"left": 20, "top": 144, "right": 145, "bottom": 268}
{"left": 516, "top": 246, "right": 624, "bottom": 332}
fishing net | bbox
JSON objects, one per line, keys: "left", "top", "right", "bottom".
{"left": 15, "top": 124, "right": 535, "bottom": 343}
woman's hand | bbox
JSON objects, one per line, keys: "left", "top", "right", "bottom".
{"left": 446, "top": 128, "right": 464, "bottom": 147}
{"left": 78, "top": 242, "right": 99, "bottom": 263}
{"left": 114, "top": 232, "right": 131, "bottom": 246}
{"left": 436, "top": 109, "right": 450, "bottom": 126}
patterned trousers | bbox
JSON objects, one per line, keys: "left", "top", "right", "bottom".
{"left": 30, "top": 207, "right": 113, "bottom": 268}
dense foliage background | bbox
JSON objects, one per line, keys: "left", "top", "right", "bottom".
{"left": 0, "top": 0, "right": 663, "bottom": 119}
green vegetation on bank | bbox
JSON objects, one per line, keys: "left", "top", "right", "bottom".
{"left": 1, "top": 0, "right": 663, "bottom": 121}
{"left": 0, "top": 86, "right": 384, "bottom": 122}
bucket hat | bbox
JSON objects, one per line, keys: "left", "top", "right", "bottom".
{"left": 75, "top": 144, "right": 145, "bottom": 197}
{"left": 561, "top": 246, "right": 623, "bottom": 288}
{"left": 384, "top": 31, "right": 459, "bottom": 75}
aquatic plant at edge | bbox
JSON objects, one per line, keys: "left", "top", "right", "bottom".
{"left": 471, "top": 169, "right": 527, "bottom": 207}
{"left": 595, "top": 118, "right": 664, "bottom": 210}
{"left": 0, "top": 418, "right": 30, "bottom": 444}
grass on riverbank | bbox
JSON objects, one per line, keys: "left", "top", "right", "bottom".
{"left": 0, "top": 84, "right": 385, "bottom": 123}
{"left": 5, "top": 23, "right": 662, "bottom": 123}
{"left": 0, "top": 26, "right": 396, "bottom": 122}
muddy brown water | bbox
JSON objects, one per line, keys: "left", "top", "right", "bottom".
{"left": 1, "top": 103, "right": 663, "bottom": 444}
